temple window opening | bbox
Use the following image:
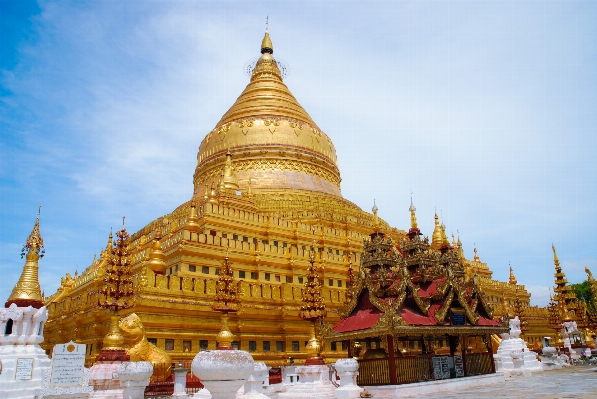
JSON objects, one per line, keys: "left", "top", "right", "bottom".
{"left": 202, "top": 266, "right": 209, "bottom": 274}
{"left": 263, "top": 341, "right": 271, "bottom": 352}
{"left": 264, "top": 273, "right": 271, "bottom": 281}
{"left": 233, "top": 234, "right": 238, "bottom": 240}
{"left": 183, "top": 340, "right": 192, "bottom": 352}
{"left": 251, "top": 272, "right": 258, "bottom": 280}
{"left": 273, "top": 241, "right": 278, "bottom": 247}
{"left": 189, "top": 265, "right": 196, "bottom": 272}
{"left": 298, "top": 277, "right": 304, "bottom": 284}
{"left": 243, "top": 236, "right": 248, "bottom": 242}
{"left": 337, "top": 280, "right": 342, "bottom": 287}
{"left": 165, "top": 339, "right": 174, "bottom": 351}
{"left": 248, "top": 341, "right": 256, "bottom": 352}
{"left": 239, "top": 271, "right": 246, "bottom": 279}
{"left": 329, "top": 279, "right": 334, "bottom": 286}
{"left": 276, "top": 341, "right": 284, "bottom": 352}
{"left": 199, "top": 340, "right": 208, "bottom": 351}
{"left": 275, "top": 275, "right": 281, "bottom": 282}
{"left": 331, "top": 342, "right": 337, "bottom": 351}
{"left": 148, "top": 338, "right": 157, "bottom": 346}
{"left": 285, "top": 276, "right": 292, "bottom": 283}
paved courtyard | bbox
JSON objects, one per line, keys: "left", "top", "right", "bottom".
{"left": 407, "top": 366, "right": 597, "bottom": 399}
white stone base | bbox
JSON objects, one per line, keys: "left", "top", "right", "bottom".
{"left": 193, "top": 388, "right": 212, "bottom": 398}
{"left": 365, "top": 373, "right": 505, "bottom": 398}
{"left": 0, "top": 344, "right": 52, "bottom": 399}
{"left": 89, "top": 388, "right": 124, "bottom": 399}
{"left": 334, "top": 385, "right": 364, "bottom": 399}
{"left": 277, "top": 381, "right": 335, "bottom": 399}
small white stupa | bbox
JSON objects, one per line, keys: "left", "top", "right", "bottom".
{"left": 0, "top": 209, "right": 52, "bottom": 399}
{"left": 495, "top": 316, "right": 542, "bottom": 377}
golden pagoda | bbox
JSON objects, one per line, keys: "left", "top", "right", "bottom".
{"left": 40, "top": 28, "right": 564, "bottom": 366}
{"left": 43, "top": 29, "right": 389, "bottom": 366}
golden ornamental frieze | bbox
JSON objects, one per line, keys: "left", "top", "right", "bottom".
{"left": 195, "top": 157, "right": 341, "bottom": 188}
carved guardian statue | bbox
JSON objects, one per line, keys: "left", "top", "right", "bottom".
{"left": 119, "top": 313, "right": 172, "bottom": 378}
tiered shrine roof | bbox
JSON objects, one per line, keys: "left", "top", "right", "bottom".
{"left": 325, "top": 205, "right": 506, "bottom": 342}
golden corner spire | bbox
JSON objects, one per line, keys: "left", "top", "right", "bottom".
{"left": 261, "top": 17, "right": 273, "bottom": 54}
{"left": 473, "top": 246, "right": 480, "bottom": 262}
{"left": 509, "top": 263, "right": 518, "bottom": 285}
{"left": 430, "top": 212, "right": 443, "bottom": 250}
{"left": 409, "top": 197, "right": 418, "bottom": 230}
{"left": 372, "top": 200, "right": 380, "bottom": 232}
{"left": 552, "top": 243, "right": 560, "bottom": 266}
{"left": 7, "top": 205, "right": 45, "bottom": 308}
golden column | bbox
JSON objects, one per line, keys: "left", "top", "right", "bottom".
{"left": 6, "top": 205, "right": 45, "bottom": 308}
{"left": 97, "top": 218, "right": 134, "bottom": 360}
{"left": 300, "top": 243, "right": 327, "bottom": 365}
{"left": 212, "top": 250, "right": 242, "bottom": 349}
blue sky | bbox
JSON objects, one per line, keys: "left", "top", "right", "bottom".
{"left": 1, "top": 1, "right": 596, "bottom": 307}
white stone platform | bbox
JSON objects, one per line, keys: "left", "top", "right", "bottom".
{"left": 365, "top": 373, "right": 505, "bottom": 398}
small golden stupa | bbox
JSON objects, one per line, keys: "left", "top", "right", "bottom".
{"left": 6, "top": 205, "right": 45, "bottom": 309}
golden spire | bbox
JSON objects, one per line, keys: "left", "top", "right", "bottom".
{"left": 98, "top": 217, "right": 134, "bottom": 350}
{"left": 222, "top": 149, "right": 240, "bottom": 190}
{"left": 457, "top": 236, "right": 465, "bottom": 259}
{"left": 186, "top": 199, "right": 200, "bottom": 233}
{"left": 212, "top": 251, "right": 242, "bottom": 349}
{"left": 509, "top": 264, "right": 518, "bottom": 285}
{"left": 473, "top": 246, "right": 480, "bottom": 262}
{"left": 440, "top": 221, "right": 450, "bottom": 248}
{"left": 247, "top": 178, "right": 253, "bottom": 197}
{"left": 6, "top": 205, "right": 45, "bottom": 308}
{"left": 372, "top": 200, "right": 380, "bottom": 231}
{"left": 208, "top": 184, "right": 219, "bottom": 205}
{"left": 261, "top": 21, "right": 273, "bottom": 54}
{"left": 552, "top": 243, "right": 560, "bottom": 268}
{"left": 501, "top": 290, "right": 509, "bottom": 316}
{"left": 409, "top": 198, "right": 418, "bottom": 229}
{"left": 430, "top": 213, "right": 443, "bottom": 250}
{"left": 145, "top": 230, "right": 167, "bottom": 273}
{"left": 551, "top": 243, "right": 577, "bottom": 313}
{"left": 300, "top": 241, "right": 327, "bottom": 365}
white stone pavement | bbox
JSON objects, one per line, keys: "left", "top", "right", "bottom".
{"left": 393, "top": 366, "right": 597, "bottom": 399}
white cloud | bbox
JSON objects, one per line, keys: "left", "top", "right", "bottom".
{"left": 1, "top": 1, "right": 596, "bottom": 306}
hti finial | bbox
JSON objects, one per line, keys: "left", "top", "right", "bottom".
{"left": 266, "top": 15, "right": 268, "bottom": 32}
{"left": 122, "top": 216, "right": 126, "bottom": 229}
{"left": 38, "top": 203, "right": 42, "bottom": 219}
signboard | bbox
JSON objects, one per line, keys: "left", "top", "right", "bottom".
{"left": 50, "top": 341, "right": 86, "bottom": 387}
{"left": 454, "top": 355, "right": 465, "bottom": 377}
{"left": 452, "top": 312, "right": 465, "bottom": 325}
{"left": 432, "top": 356, "right": 451, "bottom": 379}
{"left": 15, "top": 358, "right": 34, "bottom": 380}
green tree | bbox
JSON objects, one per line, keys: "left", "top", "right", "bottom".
{"left": 571, "top": 280, "right": 596, "bottom": 312}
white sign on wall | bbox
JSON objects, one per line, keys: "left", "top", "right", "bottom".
{"left": 15, "top": 358, "right": 34, "bottom": 380}
{"left": 50, "top": 341, "right": 86, "bottom": 387}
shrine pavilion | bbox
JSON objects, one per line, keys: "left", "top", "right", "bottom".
{"left": 323, "top": 203, "right": 508, "bottom": 385}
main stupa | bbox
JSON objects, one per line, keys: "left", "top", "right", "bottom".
{"left": 41, "top": 29, "right": 543, "bottom": 367}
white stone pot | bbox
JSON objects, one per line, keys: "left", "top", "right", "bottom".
{"left": 192, "top": 350, "right": 254, "bottom": 399}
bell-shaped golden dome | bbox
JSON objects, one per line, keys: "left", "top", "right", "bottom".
{"left": 193, "top": 29, "right": 342, "bottom": 203}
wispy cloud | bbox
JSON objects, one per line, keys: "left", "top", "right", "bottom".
{"left": 1, "top": 1, "right": 596, "bottom": 304}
